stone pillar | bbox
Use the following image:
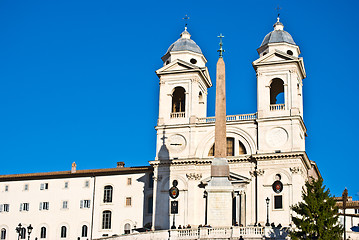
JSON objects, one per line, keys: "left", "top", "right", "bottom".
{"left": 151, "top": 169, "right": 158, "bottom": 231}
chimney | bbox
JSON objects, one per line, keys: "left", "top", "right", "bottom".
{"left": 117, "top": 162, "right": 125, "bottom": 168}
{"left": 71, "top": 162, "right": 77, "bottom": 173}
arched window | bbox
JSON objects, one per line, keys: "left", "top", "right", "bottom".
{"left": 270, "top": 78, "right": 284, "bottom": 105}
{"left": 124, "top": 223, "right": 131, "bottom": 234}
{"left": 208, "top": 138, "right": 235, "bottom": 156}
{"left": 20, "top": 228, "right": 26, "bottom": 239}
{"left": 103, "top": 185, "right": 113, "bottom": 203}
{"left": 199, "top": 92, "right": 203, "bottom": 103}
{"left": 1, "top": 228, "right": 6, "bottom": 240}
{"left": 102, "top": 210, "right": 112, "bottom": 229}
{"left": 81, "top": 225, "right": 88, "bottom": 237}
{"left": 40, "top": 227, "right": 46, "bottom": 239}
{"left": 238, "top": 141, "right": 247, "bottom": 155}
{"left": 172, "top": 87, "right": 186, "bottom": 113}
{"left": 60, "top": 226, "right": 67, "bottom": 238}
{"left": 208, "top": 138, "right": 247, "bottom": 156}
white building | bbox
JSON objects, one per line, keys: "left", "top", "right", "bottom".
{"left": 0, "top": 18, "right": 323, "bottom": 240}
{"left": 150, "top": 18, "right": 319, "bottom": 230}
{"left": 0, "top": 162, "right": 153, "bottom": 239}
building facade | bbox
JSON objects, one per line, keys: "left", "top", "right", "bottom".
{"left": 0, "top": 18, "right": 324, "bottom": 240}
{"left": 150, "top": 18, "right": 319, "bottom": 230}
{"left": 0, "top": 163, "right": 153, "bottom": 239}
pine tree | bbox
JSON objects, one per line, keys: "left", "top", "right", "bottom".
{"left": 290, "top": 177, "right": 343, "bottom": 239}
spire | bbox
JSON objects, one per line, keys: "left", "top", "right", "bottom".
{"left": 217, "top": 34, "right": 225, "bottom": 58}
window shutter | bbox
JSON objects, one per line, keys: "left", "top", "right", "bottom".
{"left": 80, "top": 200, "right": 84, "bottom": 208}
{"left": 40, "top": 183, "right": 44, "bottom": 190}
{"left": 39, "top": 202, "right": 42, "bottom": 210}
{"left": 88, "top": 200, "right": 91, "bottom": 207}
{"left": 20, "top": 203, "right": 23, "bottom": 211}
{"left": 0, "top": 204, "right": 3, "bottom": 212}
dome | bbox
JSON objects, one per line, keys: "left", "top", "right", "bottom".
{"left": 260, "top": 19, "right": 296, "bottom": 47}
{"left": 165, "top": 28, "right": 202, "bottom": 55}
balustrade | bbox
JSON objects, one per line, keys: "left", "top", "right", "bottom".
{"left": 170, "top": 112, "right": 185, "bottom": 118}
{"left": 269, "top": 104, "right": 285, "bottom": 111}
{"left": 198, "top": 113, "right": 257, "bottom": 123}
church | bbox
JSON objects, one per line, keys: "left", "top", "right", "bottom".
{"left": 0, "top": 17, "right": 320, "bottom": 240}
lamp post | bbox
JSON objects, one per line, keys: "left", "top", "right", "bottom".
{"left": 27, "top": 224, "right": 33, "bottom": 240}
{"left": 16, "top": 223, "right": 23, "bottom": 240}
{"left": 265, "top": 197, "right": 270, "bottom": 227}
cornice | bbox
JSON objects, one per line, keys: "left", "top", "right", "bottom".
{"left": 150, "top": 152, "right": 312, "bottom": 170}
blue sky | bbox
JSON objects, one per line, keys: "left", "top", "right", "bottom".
{"left": 0, "top": 0, "right": 358, "bottom": 199}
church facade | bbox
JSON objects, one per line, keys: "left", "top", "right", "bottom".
{"left": 0, "top": 18, "right": 321, "bottom": 239}
{"left": 150, "top": 18, "right": 319, "bottom": 231}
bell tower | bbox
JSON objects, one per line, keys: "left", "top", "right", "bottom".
{"left": 253, "top": 18, "right": 307, "bottom": 153}
{"left": 253, "top": 17, "right": 306, "bottom": 119}
{"left": 156, "top": 28, "right": 212, "bottom": 126}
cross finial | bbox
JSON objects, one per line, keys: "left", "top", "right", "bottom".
{"left": 275, "top": 5, "right": 282, "bottom": 22}
{"left": 217, "top": 33, "right": 225, "bottom": 58}
{"left": 183, "top": 14, "right": 190, "bottom": 29}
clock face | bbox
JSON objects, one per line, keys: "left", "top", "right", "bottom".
{"left": 167, "top": 134, "right": 186, "bottom": 153}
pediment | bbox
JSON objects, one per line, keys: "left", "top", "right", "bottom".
{"left": 156, "top": 59, "right": 200, "bottom": 74}
{"left": 253, "top": 50, "right": 298, "bottom": 65}
{"left": 201, "top": 172, "right": 250, "bottom": 185}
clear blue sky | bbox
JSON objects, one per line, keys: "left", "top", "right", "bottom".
{"left": 0, "top": 0, "right": 358, "bottom": 199}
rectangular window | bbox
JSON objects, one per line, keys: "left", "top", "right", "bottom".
{"left": 24, "top": 184, "right": 29, "bottom": 191}
{"left": 127, "top": 178, "right": 132, "bottom": 185}
{"left": 355, "top": 209, "right": 359, "bottom": 214}
{"left": 227, "top": 138, "right": 234, "bottom": 156}
{"left": 20, "top": 203, "right": 29, "bottom": 211}
{"left": 126, "top": 197, "right": 132, "bottom": 206}
{"left": 4, "top": 185, "right": 8, "bottom": 192}
{"left": 80, "top": 200, "right": 91, "bottom": 209}
{"left": 62, "top": 201, "right": 68, "bottom": 209}
{"left": 274, "top": 195, "right": 283, "bottom": 209}
{"left": 84, "top": 180, "right": 89, "bottom": 188}
{"left": 64, "top": 182, "right": 68, "bottom": 189}
{"left": 40, "top": 183, "right": 49, "bottom": 190}
{"left": 39, "top": 202, "right": 49, "bottom": 211}
{"left": 0, "top": 204, "right": 9, "bottom": 212}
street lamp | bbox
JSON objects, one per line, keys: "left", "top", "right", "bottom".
{"left": 16, "top": 223, "right": 24, "bottom": 240}
{"left": 265, "top": 197, "right": 270, "bottom": 227}
{"left": 27, "top": 224, "right": 33, "bottom": 240}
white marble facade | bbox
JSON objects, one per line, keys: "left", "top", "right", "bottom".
{"left": 150, "top": 19, "right": 319, "bottom": 230}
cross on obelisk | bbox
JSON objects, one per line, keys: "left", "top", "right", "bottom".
{"left": 205, "top": 34, "right": 233, "bottom": 228}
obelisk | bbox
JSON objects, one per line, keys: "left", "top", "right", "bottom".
{"left": 205, "top": 34, "right": 233, "bottom": 227}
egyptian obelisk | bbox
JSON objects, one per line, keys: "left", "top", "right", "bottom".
{"left": 205, "top": 34, "right": 233, "bottom": 227}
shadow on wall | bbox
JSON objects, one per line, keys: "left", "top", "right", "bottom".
{"left": 137, "top": 171, "right": 154, "bottom": 232}
{"left": 154, "top": 130, "right": 171, "bottom": 230}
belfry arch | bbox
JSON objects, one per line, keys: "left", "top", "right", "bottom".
{"left": 172, "top": 87, "right": 186, "bottom": 113}
{"left": 270, "top": 78, "right": 284, "bottom": 104}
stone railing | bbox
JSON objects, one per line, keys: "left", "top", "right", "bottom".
{"left": 269, "top": 104, "right": 285, "bottom": 111}
{"left": 198, "top": 113, "right": 257, "bottom": 123}
{"left": 170, "top": 112, "right": 185, "bottom": 118}
{"left": 97, "top": 227, "right": 266, "bottom": 240}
